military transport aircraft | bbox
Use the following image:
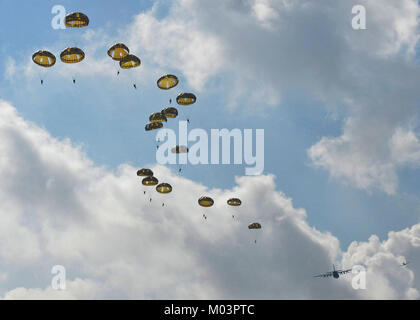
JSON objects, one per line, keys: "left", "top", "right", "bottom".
{"left": 314, "top": 265, "right": 352, "bottom": 279}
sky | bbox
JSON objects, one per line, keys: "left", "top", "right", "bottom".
{"left": 0, "top": 0, "right": 419, "bottom": 299}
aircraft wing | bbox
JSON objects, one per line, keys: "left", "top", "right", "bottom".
{"left": 337, "top": 269, "right": 352, "bottom": 275}
{"left": 314, "top": 272, "right": 333, "bottom": 278}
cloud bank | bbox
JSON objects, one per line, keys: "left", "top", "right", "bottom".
{"left": 0, "top": 100, "right": 418, "bottom": 299}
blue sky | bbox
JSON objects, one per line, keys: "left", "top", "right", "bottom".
{"left": 0, "top": 0, "right": 419, "bottom": 250}
{"left": 0, "top": 0, "right": 420, "bottom": 299}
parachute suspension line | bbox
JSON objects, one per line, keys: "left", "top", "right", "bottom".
{"left": 36, "top": 71, "right": 43, "bottom": 85}
{"left": 111, "top": 60, "right": 120, "bottom": 77}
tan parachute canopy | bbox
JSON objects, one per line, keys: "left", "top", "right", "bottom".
{"left": 157, "top": 74, "right": 179, "bottom": 90}
{"left": 156, "top": 183, "right": 172, "bottom": 194}
{"left": 149, "top": 112, "right": 167, "bottom": 123}
{"left": 107, "top": 43, "right": 129, "bottom": 61}
{"left": 248, "top": 222, "right": 262, "bottom": 229}
{"left": 145, "top": 122, "right": 163, "bottom": 131}
{"left": 161, "top": 107, "right": 178, "bottom": 119}
{"left": 227, "top": 198, "right": 242, "bottom": 206}
{"left": 137, "top": 168, "right": 153, "bottom": 177}
{"left": 198, "top": 196, "right": 214, "bottom": 207}
{"left": 142, "top": 176, "right": 159, "bottom": 186}
{"left": 65, "top": 12, "right": 89, "bottom": 28}
{"left": 32, "top": 50, "right": 56, "bottom": 67}
{"left": 176, "top": 93, "right": 196, "bottom": 106}
{"left": 119, "top": 54, "right": 141, "bottom": 69}
{"left": 60, "top": 47, "right": 85, "bottom": 63}
{"left": 171, "top": 145, "right": 188, "bottom": 154}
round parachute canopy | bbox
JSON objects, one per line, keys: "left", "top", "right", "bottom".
{"left": 227, "top": 198, "right": 242, "bottom": 206}
{"left": 65, "top": 12, "right": 89, "bottom": 28}
{"left": 176, "top": 93, "right": 196, "bottom": 106}
{"left": 142, "top": 176, "right": 159, "bottom": 186}
{"left": 32, "top": 50, "right": 56, "bottom": 67}
{"left": 198, "top": 196, "right": 214, "bottom": 207}
{"left": 156, "top": 183, "right": 172, "bottom": 194}
{"left": 161, "top": 107, "right": 178, "bottom": 119}
{"left": 119, "top": 54, "right": 141, "bottom": 69}
{"left": 107, "top": 43, "right": 129, "bottom": 61}
{"left": 157, "top": 74, "right": 179, "bottom": 90}
{"left": 248, "top": 222, "right": 262, "bottom": 230}
{"left": 60, "top": 47, "right": 85, "bottom": 63}
{"left": 171, "top": 145, "right": 188, "bottom": 154}
{"left": 149, "top": 112, "right": 167, "bottom": 123}
{"left": 137, "top": 168, "right": 153, "bottom": 177}
{"left": 145, "top": 122, "right": 163, "bottom": 131}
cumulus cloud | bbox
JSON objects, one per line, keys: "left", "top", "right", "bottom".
{"left": 2, "top": 0, "right": 420, "bottom": 297}
{"left": 0, "top": 99, "right": 418, "bottom": 299}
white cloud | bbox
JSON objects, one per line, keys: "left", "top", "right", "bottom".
{"left": 390, "top": 127, "right": 420, "bottom": 166}
{"left": 2, "top": 278, "right": 103, "bottom": 300}
{"left": 0, "top": 99, "right": 418, "bottom": 299}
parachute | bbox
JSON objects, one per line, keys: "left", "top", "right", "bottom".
{"left": 119, "top": 54, "right": 141, "bottom": 69}
{"left": 137, "top": 168, "right": 153, "bottom": 177}
{"left": 227, "top": 198, "right": 242, "bottom": 206}
{"left": 142, "top": 176, "right": 159, "bottom": 186}
{"left": 65, "top": 12, "right": 89, "bottom": 28}
{"left": 248, "top": 222, "right": 262, "bottom": 243}
{"left": 171, "top": 145, "right": 189, "bottom": 154}
{"left": 157, "top": 74, "right": 179, "bottom": 90}
{"left": 161, "top": 107, "right": 178, "bottom": 119}
{"left": 120, "top": 54, "right": 141, "bottom": 89}
{"left": 176, "top": 93, "right": 196, "bottom": 106}
{"left": 60, "top": 47, "right": 85, "bottom": 63}
{"left": 248, "top": 222, "right": 262, "bottom": 229}
{"left": 149, "top": 112, "right": 167, "bottom": 123}
{"left": 156, "top": 183, "right": 172, "bottom": 194}
{"left": 145, "top": 122, "right": 163, "bottom": 131}
{"left": 198, "top": 196, "right": 214, "bottom": 207}
{"left": 107, "top": 43, "right": 129, "bottom": 61}
{"left": 32, "top": 50, "right": 56, "bottom": 67}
